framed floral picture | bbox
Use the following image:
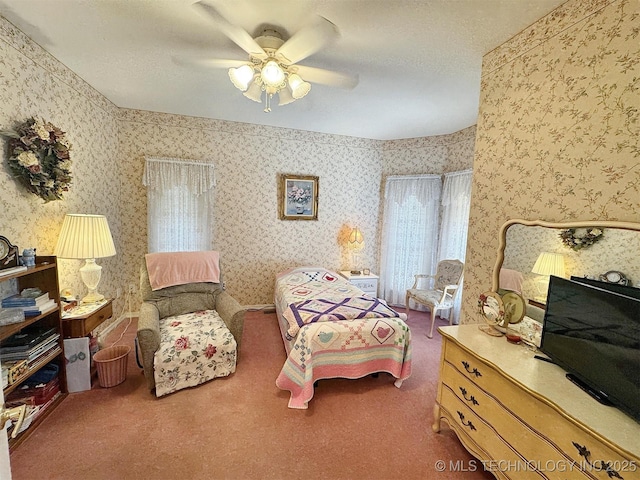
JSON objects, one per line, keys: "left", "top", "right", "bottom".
{"left": 279, "top": 174, "right": 319, "bottom": 220}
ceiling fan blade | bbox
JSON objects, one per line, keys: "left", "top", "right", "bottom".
{"left": 172, "top": 56, "right": 248, "bottom": 70}
{"left": 275, "top": 16, "right": 339, "bottom": 65}
{"left": 193, "top": 1, "right": 267, "bottom": 60}
{"left": 295, "top": 65, "right": 359, "bottom": 89}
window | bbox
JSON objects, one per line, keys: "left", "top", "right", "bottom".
{"left": 379, "top": 175, "right": 442, "bottom": 306}
{"left": 143, "top": 158, "right": 216, "bottom": 252}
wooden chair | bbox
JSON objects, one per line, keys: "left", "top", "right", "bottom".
{"left": 405, "top": 259, "right": 464, "bottom": 338}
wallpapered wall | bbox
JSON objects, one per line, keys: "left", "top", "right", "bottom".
{"left": 463, "top": 0, "right": 640, "bottom": 323}
{"left": 0, "top": 13, "right": 475, "bottom": 312}
{"left": 117, "top": 111, "right": 475, "bottom": 305}
{"left": 0, "top": 17, "right": 126, "bottom": 323}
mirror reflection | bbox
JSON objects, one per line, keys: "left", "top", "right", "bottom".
{"left": 498, "top": 221, "right": 640, "bottom": 305}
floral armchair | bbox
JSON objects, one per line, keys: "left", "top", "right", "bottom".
{"left": 136, "top": 253, "right": 245, "bottom": 394}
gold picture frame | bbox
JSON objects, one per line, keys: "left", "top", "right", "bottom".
{"left": 278, "top": 174, "right": 319, "bottom": 220}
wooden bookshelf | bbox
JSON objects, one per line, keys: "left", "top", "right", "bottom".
{"left": 0, "top": 256, "right": 67, "bottom": 451}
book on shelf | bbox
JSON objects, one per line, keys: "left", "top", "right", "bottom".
{"left": 0, "top": 333, "right": 59, "bottom": 359}
{"left": 20, "top": 299, "right": 58, "bottom": 317}
{"left": 0, "top": 266, "right": 27, "bottom": 278}
{"left": 1, "top": 291, "right": 50, "bottom": 308}
{"left": 0, "top": 326, "right": 56, "bottom": 351}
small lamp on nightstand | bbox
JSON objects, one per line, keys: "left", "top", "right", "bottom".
{"left": 55, "top": 214, "right": 116, "bottom": 304}
{"left": 531, "top": 252, "right": 565, "bottom": 303}
{"left": 348, "top": 227, "right": 364, "bottom": 274}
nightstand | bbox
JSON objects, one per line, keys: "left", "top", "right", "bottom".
{"left": 339, "top": 271, "right": 379, "bottom": 296}
{"left": 62, "top": 298, "right": 113, "bottom": 338}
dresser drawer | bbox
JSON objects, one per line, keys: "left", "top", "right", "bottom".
{"left": 442, "top": 364, "right": 596, "bottom": 480}
{"left": 442, "top": 340, "right": 639, "bottom": 480}
{"left": 443, "top": 337, "right": 504, "bottom": 393}
{"left": 439, "top": 387, "right": 544, "bottom": 480}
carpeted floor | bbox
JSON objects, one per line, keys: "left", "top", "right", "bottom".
{"left": 9, "top": 309, "right": 494, "bottom": 480}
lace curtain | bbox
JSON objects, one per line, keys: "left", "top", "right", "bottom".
{"left": 143, "top": 157, "right": 216, "bottom": 253}
{"left": 437, "top": 169, "right": 473, "bottom": 322}
{"left": 379, "top": 175, "right": 442, "bottom": 306}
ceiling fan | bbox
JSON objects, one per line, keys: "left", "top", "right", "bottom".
{"left": 177, "top": 1, "right": 359, "bottom": 112}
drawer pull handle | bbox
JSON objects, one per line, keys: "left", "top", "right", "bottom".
{"left": 572, "top": 442, "right": 624, "bottom": 479}
{"left": 459, "top": 387, "right": 479, "bottom": 406}
{"left": 461, "top": 360, "right": 482, "bottom": 378}
{"left": 457, "top": 411, "right": 477, "bottom": 431}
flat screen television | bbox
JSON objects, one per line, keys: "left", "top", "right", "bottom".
{"left": 540, "top": 276, "right": 640, "bottom": 422}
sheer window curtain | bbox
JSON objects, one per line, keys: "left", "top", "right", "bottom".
{"left": 379, "top": 175, "right": 442, "bottom": 306}
{"left": 143, "top": 157, "right": 216, "bottom": 253}
{"left": 437, "top": 169, "right": 473, "bottom": 322}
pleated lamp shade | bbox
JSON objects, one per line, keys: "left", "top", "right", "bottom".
{"left": 55, "top": 214, "right": 116, "bottom": 303}
{"left": 55, "top": 214, "right": 116, "bottom": 260}
{"left": 531, "top": 252, "right": 565, "bottom": 277}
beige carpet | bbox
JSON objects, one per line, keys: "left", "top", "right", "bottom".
{"left": 9, "top": 309, "right": 494, "bottom": 480}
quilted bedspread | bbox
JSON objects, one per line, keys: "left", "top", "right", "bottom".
{"left": 274, "top": 268, "right": 412, "bottom": 409}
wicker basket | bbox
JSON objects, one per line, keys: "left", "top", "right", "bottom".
{"left": 93, "top": 345, "right": 130, "bottom": 387}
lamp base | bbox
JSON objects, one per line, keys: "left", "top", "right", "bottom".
{"left": 79, "top": 258, "right": 104, "bottom": 304}
{"left": 82, "top": 291, "right": 105, "bottom": 304}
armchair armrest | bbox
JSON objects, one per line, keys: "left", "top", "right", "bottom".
{"left": 137, "top": 302, "right": 161, "bottom": 390}
{"left": 215, "top": 291, "right": 246, "bottom": 350}
{"left": 411, "top": 274, "right": 435, "bottom": 289}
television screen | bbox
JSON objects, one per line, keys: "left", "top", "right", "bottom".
{"left": 541, "top": 276, "right": 640, "bottom": 422}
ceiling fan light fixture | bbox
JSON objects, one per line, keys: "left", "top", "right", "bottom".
{"left": 228, "top": 64, "right": 255, "bottom": 91}
{"left": 243, "top": 78, "right": 263, "bottom": 103}
{"left": 288, "top": 73, "right": 311, "bottom": 99}
{"left": 261, "top": 60, "right": 285, "bottom": 88}
{"left": 278, "top": 85, "right": 296, "bottom": 106}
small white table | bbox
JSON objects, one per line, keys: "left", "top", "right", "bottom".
{"left": 339, "top": 271, "right": 379, "bottom": 296}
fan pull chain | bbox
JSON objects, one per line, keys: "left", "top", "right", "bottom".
{"left": 264, "top": 93, "right": 273, "bottom": 113}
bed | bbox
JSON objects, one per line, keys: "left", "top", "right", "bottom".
{"left": 274, "top": 267, "right": 412, "bottom": 409}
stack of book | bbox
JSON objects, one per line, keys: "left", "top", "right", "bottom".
{"left": 1, "top": 291, "right": 57, "bottom": 317}
{"left": 0, "top": 326, "right": 60, "bottom": 367}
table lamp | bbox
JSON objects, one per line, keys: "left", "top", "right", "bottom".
{"left": 54, "top": 214, "right": 116, "bottom": 303}
{"left": 531, "top": 251, "right": 565, "bottom": 303}
{"left": 348, "top": 227, "right": 364, "bottom": 274}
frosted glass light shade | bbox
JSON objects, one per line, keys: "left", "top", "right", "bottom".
{"left": 55, "top": 214, "right": 116, "bottom": 303}
{"left": 278, "top": 86, "right": 295, "bottom": 106}
{"left": 228, "top": 64, "right": 255, "bottom": 91}
{"left": 288, "top": 73, "right": 311, "bottom": 99}
{"left": 243, "top": 79, "right": 263, "bottom": 102}
{"left": 261, "top": 60, "right": 285, "bottom": 88}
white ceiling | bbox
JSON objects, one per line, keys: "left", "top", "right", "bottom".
{"left": 0, "top": 0, "right": 567, "bottom": 140}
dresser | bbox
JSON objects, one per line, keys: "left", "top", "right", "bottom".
{"left": 338, "top": 271, "right": 378, "bottom": 296}
{"left": 434, "top": 325, "right": 640, "bottom": 480}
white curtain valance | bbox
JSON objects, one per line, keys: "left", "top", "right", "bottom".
{"left": 384, "top": 174, "right": 441, "bottom": 206}
{"left": 143, "top": 157, "right": 216, "bottom": 195}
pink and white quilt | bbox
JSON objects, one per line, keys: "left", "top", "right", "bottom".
{"left": 274, "top": 267, "right": 412, "bottom": 409}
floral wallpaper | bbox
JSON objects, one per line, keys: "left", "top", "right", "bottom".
{"left": 117, "top": 111, "right": 475, "bottom": 305}
{"left": 0, "top": 12, "right": 475, "bottom": 312}
{"left": 0, "top": 15, "right": 125, "bottom": 333}
{"left": 463, "top": 0, "right": 640, "bottom": 323}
